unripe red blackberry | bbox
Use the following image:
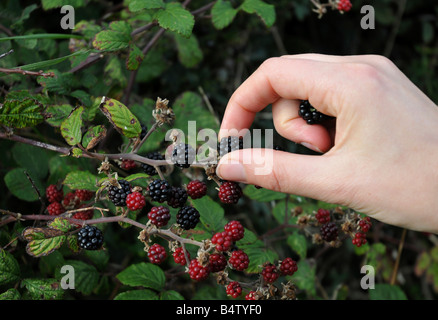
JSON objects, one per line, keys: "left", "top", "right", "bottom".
{"left": 320, "top": 222, "right": 339, "bottom": 242}
{"left": 172, "top": 247, "right": 190, "bottom": 266}
{"left": 74, "top": 189, "right": 94, "bottom": 202}
{"left": 209, "top": 253, "right": 227, "bottom": 273}
{"left": 46, "top": 184, "right": 64, "bottom": 203}
{"left": 228, "top": 249, "right": 249, "bottom": 271}
{"left": 315, "top": 208, "right": 331, "bottom": 224}
{"left": 262, "top": 263, "right": 280, "bottom": 283}
{"left": 226, "top": 281, "right": 242, "bottom": 298}
{"left": 126, "top": 191, "right": 146, "bottom": 211}
{"left": 63, "top": 192, "right": 80, "bottom": 209}
{"left": 218, "top": 181, "right": 242, "bottom": 204}
{"left": 186, "top": 180, "right": 207, "bottom": 199}
{"left": 352, "top": 232, "right": 367, "bottom": 247}
{"left": 279, "top": 257, "right": 298, "bottom": 276}
{"left": 120, "top": 159, "right": 137, "bottom": 171}
{"left": 245, "top": 291, "right": 257, "bottom": 300}
{"left": 47, "top": 202, "right": 65, "bottom": 216}
{"left": 211, "top": 231, "right": 233, "bottom": 252}
{"left": 224, "top": 220, "right": 244, "bottom": 242}
{"left": 188, "top": 259, "right": 211, "bottom": 281}
{"left": 359, "top": 217, "right": 372, "bottom": 233}
{"left": 73, "top": 204, "right": 94, "bottom": 221}
{"left": 337, "top": 0, "right": 352, "bottom": 12}
{"left": 148, "top": 243, "right": 167, "bottom": 264}
{"left": 147, "top": 206, "right": 171, "bottom": 227}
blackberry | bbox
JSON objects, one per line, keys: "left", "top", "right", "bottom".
{"left": 262, "top": 263, "right": 280, "bottom": 284}
{"left": 148, "top": 206, "right": 171, "bottom": 227}
{"left": 320, "top": 221, "right": 339, "bottom": 242}
{"left": 167, "top": 186, "right": 188, "bottom": 208}
{"left": 211, "top": 231, "right": 233, "bottom": 252}
{"left": 224, "top": 220, "right": 245, "bottom": 242}
{"left": 176, "top": 206, "right": 200, "bottom": 230}
{"left": 126, "top": 191, "right": 146, "bottom": 211}
{"left": 298, "top": 100, "right": 332, "bottom": 125}
{"left": 186, "top": 180, "right": 207, "bottom": 199}
{"left": 218, "top": 136, "right": 244, "bottom": 158}
{"left": 148, "top": 243, "right": 167, "bottom": 264}
{"left": 280, "top": 257, "right": 298, "bottom": 276}
{"left": 141, "top": 151, "right": 165, "bottom": 176}
{"left": 77, "top": 225, "right": 103, "bottom": 250}
{"left": 226, "top": 281, "right": 242, "bottom": 298}
{"left": 108, "top": 179, "right": 132, "bottom": 206}
{"left": 228, "top": 249, "right": 249, "bottom": 271}
{"left": 188, "top": 259, "right": 211, "bottom": 281}
{"left": 218, "top": 181, "right": 242, "bottom": 204}
{"left": 75, "top": 189, "right": 94, "bottom": 202}
{"left": 140, "top": 124, "right": 148, "bottom": 139}
{"left": 147, "top": 179, "right": 172, "bottom": 203}
{"left": 47, "top": 202, "right": 65, "bottom": 216}
{"left": 171, "top": 143, "right": 196, "bottom": 168}
{"left": 173, "top": 247, "right": 190, "bottom": 266}
{"left": 209, "top": 253, "right": 227, "bottom": 273}
{"left": 46, "top": 184, "right": 64, "bottom": 203}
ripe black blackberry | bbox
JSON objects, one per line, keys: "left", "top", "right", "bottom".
{"left": 298, "top": 100, "right": 332, "bottom": 125}
{"left": 167, "top": 186, "right": 188, "bottom": 208}
{"left": 320, "top": 222, "right": 339, "bottom": 242}
{"left": 140, "top": 124, "right": 148, "bottom": 139}
{"left": 77, "top": 225, "right": 103, "bottom": 250}
{"left": 108, "top": 179, "right": 132, "bottom": 207}
{"left": 147, "top": 179, "right": 172, "bottom": 203}
{"left": 218, "top": 136, "right": 244, "bottom": 158}
{"left": 171, "top": 143, "right": 196, "bottom": 168}
{"left": 176, "top": 206, "right": 200, "bottom": 230}
{"left": 141, "top": 151, "right": 165, "bottom": 176}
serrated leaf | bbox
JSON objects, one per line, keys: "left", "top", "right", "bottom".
{"left": 99, "top": 96, "right": 142, "bottom": 138}
{"left": 0, "top": 288, "right": 21, "bottom": 300}
{"left": 243, "top": 184, "right": 286, "bottom": 202}
{"left": 116, "top": 262, "right": 165, "bottom": 291}
{"left": 37, "top": 70, "right": 74, "bottom": 95}
{"left": 211, "top": 0, "right": 238, "bottom": 29}
{"left": 0, "top": 97, "right": 46, "bottom": 129}
{"left": 126, "top": 44, "right": 145, "bottom": 71}
{"left": 63, "top": 170, "right": 99, "bottom": 191}
{"left": 41, "top": 0, "right": 85, "bottom": 10}
{"left": 291, "top": 260, "right": 316, "bottom": 297}
{"left": 192, "top": 196, "right": 227, "bottom": 234}
{"left": 369, "top": 284, "right": 407, "bottom": 300}
{"left": 287, "top": 231, "right": 307, "bottom": 259}
{"left": 114, "top": 289, "right": 159, "bottom": 300}
{"left": 57, "top": 260, "right": 100, "bottom": 295}
{"left": 21, "top": 278, "right": 64, "bottom": 300}
{"left": 48, "top": 218, "right": 73, "bottom": 233}
{"left": 173, "top": 33, "right": 203, "bottom": 68}
{"left": 241, "top": 0, "right": 276, "bottom": 27}
{"left": 92, "top": 21, "right": 132, "bottom": 51}
{"left": 82, "top": 125, "right": 107, "bottom": 150}
{"left": 0, "top": 250, "right": 21, "bottom": 286}
{"left": 244, "top": 247, "right": 278, "bottom": 274}
{"left": 60, "top": 106, "right": 84, "bottom": 146}
{"left": 155, "top": 2, "right": 194, "bottom": 38}
{"left": 22, "top": 227, "right": 66, "bottom": 257}
{"left": 129, "top": 0, "right": 165, "bottom": 12}
{"left": 4, "top": 168, "right": 44, "bottom": 202}
{"left": 160, "top": 290, "right": 185, "bottom": 300}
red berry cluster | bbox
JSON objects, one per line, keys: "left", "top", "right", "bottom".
{"left": 337, "top": 0, "right": 352, "bottom": 12}
{"left": 120, "top": 159, "right": 137, "bottom": 171}
{"left": 211, "top": 220, "right": 245, "bottom": 252}
{"left": 352, "top": 217, "right": 372, "bottom": 247}
{"left": 226, "top": 281, "right": 242, "bottom": 298}
{"left": 262, "top": 258, "right": 298, "bottom": 284}
{"left": 172, "top": 247, "right": 190, "bottom": 266}
{"left": 186, "top": 180, "right": 207, "bottom": 199}
{"left": 126, "top": 191, "right": 146, "bottom": 211}
{"left": 315, "top": 208, "right": 331, "bottom": 224}
{"left": 218, "top": 181, "right": 243, "bottom": 204}
{"left": 148, "top": 243, "right": 167, "bottom": 264}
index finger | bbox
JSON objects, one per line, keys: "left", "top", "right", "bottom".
{"left": 219, "top": 56, "right": 345, "bottom": 135}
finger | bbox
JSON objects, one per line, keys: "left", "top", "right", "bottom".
{"left": 271, "top": 98, "right": 333, "bottom": 153}
{"left": 220, "top": 57, "right": 348, "bottom": 135}
{"left": 216, "top": 148, "right": 352, "bottom": 205}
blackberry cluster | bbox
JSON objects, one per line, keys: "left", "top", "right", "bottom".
{"left": 147, "top": 179, "right": 172, "bottom": 203}
{"left": 176, "top": 206, "right": 200, "bottom": 230}
{"left": 141, "top": 151, "right": 165, "bottom": 176}
{"left": 298, "top": 100, "right": 332, "bottom": 125}
{"left": 108, "top": 179, "right": 132, "bottom": 206}
{"left": 167, "top": 186, "right": 188, "bottom": 208}
{"left": 218, "top": 136, "right": 244, "bottom": 158}
{"left": 77, "top": 225, "right": 103, "bottom": 250}
{"left": 320, "top": 221, "right": 339, "bottom": 242}
{"left": 171, "top": 143, "right": 196, "bottom": 168}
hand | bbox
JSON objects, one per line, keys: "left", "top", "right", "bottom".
{"left": 216, "top": 54, "right": 438, "bottom": 233}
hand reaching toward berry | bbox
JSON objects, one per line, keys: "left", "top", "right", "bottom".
{"left": 217, "top": 54, "right": 438, "bottom": 233}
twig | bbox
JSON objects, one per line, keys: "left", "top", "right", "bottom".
{"left": 0, "top": 67, "right": 55, "bottom": 77}
{"left": 383, "top": 0, "right": 407, "bottom": 57}
{"left": 0, "top": 49, "right": 14, "bottom": 60}
{"left": 23, "top": 171, "right": 46, "bottom": 213}
{"left": 198, "top": 86, "right": 220, "bottom": 126}
{"left": 131, "top": 121, "right": 160, "bottom": 153}
{"left": 390, "top": 228, "right": 407, "bottom": 285}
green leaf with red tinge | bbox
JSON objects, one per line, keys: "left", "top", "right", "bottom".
{"left": 60, "top": 106, "right": 84, "bottom": 146}
{"left": 92, "top": 21, "right": 132, "bottom": 52}
{"left": 99, "top": 96, "right": 142, "bottom": 138}
{"left": 126, "top": 44, "right": 145, "bottom": 71}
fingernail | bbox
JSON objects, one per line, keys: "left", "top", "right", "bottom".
{"left": 301, "top": 142, "right": 323, "bottom": 153}
{"left": 216, "top": 162, "right": 247, "bottom": 183}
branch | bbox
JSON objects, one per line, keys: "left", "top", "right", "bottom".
{"left": 0, "top": 67, "right": 55, "bottom": 77}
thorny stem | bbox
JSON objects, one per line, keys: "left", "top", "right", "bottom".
{"left": 0, "top": 67, "right": 55, "bottom": 77}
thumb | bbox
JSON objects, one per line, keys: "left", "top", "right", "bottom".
{"left": 216, "top": 148, "right": 351, "bottom": 205}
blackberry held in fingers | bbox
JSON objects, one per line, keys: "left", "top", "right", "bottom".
{"left": 218, "top": 136, "right": 244, "bottom": 158}
{"left": 298, "top": 100, "right": 332, "bottom": 125}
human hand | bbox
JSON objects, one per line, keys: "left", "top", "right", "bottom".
{"left": 216, "top": 54, "right": 438, "bottom": 233}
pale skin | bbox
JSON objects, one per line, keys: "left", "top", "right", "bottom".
{"left": 216, "top": 54, "right": 438, "bottom": 233}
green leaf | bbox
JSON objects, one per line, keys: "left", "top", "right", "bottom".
{"left": 173, "top": 33, "right": 203, "bottom": 68}
{"left": 0, "top": 288, "right": 21, "bottom": 300}
{"left": 244, "top": 247, "right": 278, "bottom": 274}
{"left": 99, "top": 97, "right": 142, "bottom": 138}
{"left": 4, "top": 168, "right": 44, "bottom": 202}
{"left": 287, "top": 231, "right": 307, "bottom": 259}
{"left": 0, "top": 96, "right": 46, "bottom": 129}
{"left": 114, "top": 289, "right": 159, "bottom": 300}
{"left": 129, "top": 0, "right": 165, "bottom": 11}
{"left": 63, "top": 170, "right": 99, "bottom": 191}
{"left": 12, "top": 143, "right": 50, "bottom": 180}
{"left": 58, "top": 260, "right": 100, "bottom": 295}
{"left": 116, "top": 262, "right": 165, "bottom": 291}
{"left": 92, "top": 21, "right": 132, "bottom": 51}
{"left": 211, "top": 0, "right": 238, "bottom": 29}
{"left": 415, "top": 252, "right": 431, "bottom": 276}
{"left": 41, "top": 0, "right": 85, "bottom": 10}
{"left": 81, "top": 125, "right": 107, "bottom": 150}
{"left": 37, "top": 70, "right": 74, "bottom": 95}
{"left": 22, "top": 226, "right": 66, "bottom": 257}
{"left": 369, "top": 284, "right": 408, "bottom": 300}
{"left": 243, "top": 184, "right": 286, "bottom": 202}
{"left": 126, "top": 44, "right": 145, "bottom": 71}
{"left": 60, "top": 106, "right": 84, "bottom": 146}
{"left": 21, "top": 278, "right": 64, "bottom": 300}
{"left": 0, "top": 33, "right": 83, "bottom": 42}
{"left": 155, "top": 2, "right": 195, "bottom": 38}
{"left": 241, "top": 0, "right": 276, "bottom": 27}
{"left": 160, "top": 290, "right": 185, "bottom": 300}
{"left": 291, "top": 260, "right": 316, "bottom": 297}
{"left": 0, "top": 250, "right": 20, "bottom": 286}
{"left": 48, "top": 218, "right": 73, "bottom": 233}
{"left": 45, "top": 104, "right": 74, "bottom": 127}
{"left": 13, "top": 50, "right": 90, "bottom": 72}
{"left": 192, "top": 196, "right": 227, "bottom": 234}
